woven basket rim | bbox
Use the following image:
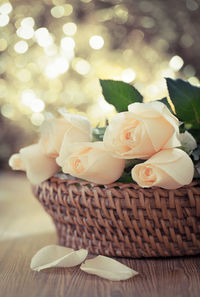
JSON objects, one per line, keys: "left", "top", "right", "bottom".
{"left": 45, "top": 174, "right": 200, "bottom": 192}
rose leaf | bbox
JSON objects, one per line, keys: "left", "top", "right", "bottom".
{"left": 92, "top": 127, "right": 107, "bottom": 141}
{"left": 100, "top": 79, "right": 143, "bottom": 112}
{"left": 166, "top": 78, "right": 200, "bottom": 130}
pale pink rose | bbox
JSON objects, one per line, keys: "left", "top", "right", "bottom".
{"left": 103, "top": 101, "right": 180, "bottom": 159}
{"left": 131, "top": 148, "right": 194, "bottom": 189}
{"left": 9, "top": 144, "right": 59, "bottom": 184}
{"left": 56, "top": 141, "right": 125, "bottom": 184}
{"left": 40, "top": 114, "right": 92, "bottom": 157}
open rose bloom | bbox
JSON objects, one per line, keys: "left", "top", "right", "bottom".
{"left": 103, "top": 101, "right": 181, "bottom": 159}
{"left": 9, "top": 100, "right": 195, "bottom": 190}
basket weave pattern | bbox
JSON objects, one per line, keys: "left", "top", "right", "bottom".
{"left": 34, "top": 177, "right": 200, "bottom": 258}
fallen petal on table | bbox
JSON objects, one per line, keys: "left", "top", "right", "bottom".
{"left": 30, "top": 245, "right": 88, "bottom": 271}
{"left": 80, "top": 255, "right": 138, "bottom": 281}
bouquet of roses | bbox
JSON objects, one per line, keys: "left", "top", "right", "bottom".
{"left": 9, "top": 78, "right": 200, "bottom": 190}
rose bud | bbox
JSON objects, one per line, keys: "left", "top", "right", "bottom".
{"left": 131, "top": 148, "right": 194, "bottom": 189}
{"left": 9, "top": 144, "right": 59, "bottom": 184}
{"left": 56, "top": 140, "right": 125, "bottom": 184}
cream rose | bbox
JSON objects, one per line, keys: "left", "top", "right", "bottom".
{"left": 40, "top": 114, "right": 92, "bottom": 157}
{"left": 56, "top": 140, "right": 125, "bottom": 184}
{"left": 9, "top": 144, "right": 59, "bottom": 184}
{"left": 131, "top": 148, "right": 194, "bottom": 189}
{"left": 103, "top": 101, "right": 181, "bottom": 159}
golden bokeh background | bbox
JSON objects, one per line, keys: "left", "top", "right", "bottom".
{"left": 0, "top": 0, "right": 200, "bottom": 168}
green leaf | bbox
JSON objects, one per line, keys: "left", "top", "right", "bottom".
{"left": 179, "top": 122, "right": 186, "bottom": 133}
{"left": 117, "top": 172, "right": 133, "bottom": 183}
{"left": 125, "top": 159, "right": 144, "bottom": 172}
{"left": 166, "top": 78, "right": 200, "bottom": 129}
{"left": 158, "top": 97, "right": 173, "bottom": 113}
{"left": 188, "top": 128, "right": 200, "bottom": 142}
{"left": 100, "top": 79, "right": 143, "bottom": 112}
{"left": 92, "top": 127, "right": 106, "bottom": 142}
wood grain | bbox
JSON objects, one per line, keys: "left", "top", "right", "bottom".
{"left": 0, "top": 172, "right": 200, "bottom": 297}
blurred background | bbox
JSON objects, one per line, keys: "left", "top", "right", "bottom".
{"left": 0, "top": 0, "right": 200, "bottom": 170}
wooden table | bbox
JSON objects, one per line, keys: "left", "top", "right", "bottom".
{"left": 0, "top": 172, "right": 200, "bottom": 297}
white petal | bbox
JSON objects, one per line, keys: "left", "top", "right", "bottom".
{"left": 65, "top": 113, "right": 92, "bottom": 136}
{"left": 143, "top": 117, "right": 174, "bottom": 151}
{"left": 20, "top": 144, "right": 59, "bottom": 184}
{"left": 8, "top": 153, "right": 26, "bottom": 171}
{"left": 80, "top": 255, "right": 138, "bottom": 281}
{"left": 30, "top": 245, "right": 88, "bottom": 271}
{"left": 153, "top": 149, "right": 194, "bottom": 186}
{"left": 128, "top": 101, "right": 164, "bottom": 117}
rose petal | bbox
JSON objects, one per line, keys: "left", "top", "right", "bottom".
{"left": 20, "top": 144, "right": 59, "bottom": 184}
{"left": 128, "top": 102, "right": 181, "bottom": 150}
{"left": 40, "top": 115, "right": 92, "bottom": 157}
{"left": 150, "top": 149, "right": 194, "bottom": 186}
{"left": 143, "top": 117, "right": 174, "bottom": 151}
{"left": 40, "top": 118, "right": 72, "bottom": 157}
{"left": 80, "top": 255, "right": 138, "bottom": 281}
{"left": 64, "top": 113, "right": 92, "bottom": 136}
{"left": 8, "top": 153, "right": 26, "bottom": 171}
{"left": 30, "top": 245, "right": 88, "bottom": 271}
{"left": 128, "top": 101, "right": 165, "bottom": 118}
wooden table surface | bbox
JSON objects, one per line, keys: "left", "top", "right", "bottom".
{"left": 0, "top": 172, "right": 200, "bottom": 297}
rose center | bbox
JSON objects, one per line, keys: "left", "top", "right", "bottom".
{"left": 123, "top": 126, "right": 139, "bottom": 147}
{"left": 125, "top": 131, "right": 131, "bottom": 140}
{"left": 73, "top": 158, "right": 85, "bottom": 174}
{"left": 145, "top": 167, "right": 152, "bottom": 176}
{"left": 140, "top": 165, "right": 156, "bottom": 182}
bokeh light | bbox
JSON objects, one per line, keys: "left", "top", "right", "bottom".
{"left": 0, "top": 0, "right": 200, "bottom": 169}
{"left": 60, "top": 37, "right": 75, "bottom": 51}
{"left": 0, "top": 2, "right": 12, "bottom": 14}
{"left": 89, "top": 35, "right": 104, "bottom": 50}
{"left": 169, "top": 56, "right": 184, "bottom": 72}
{"left": 74, "top": 59, "right": 91, "bottom": 75}
{"left": 63, "top": 23, "right": 77, "bottom": 36}
{"left": 121, "top": 69, "right": 136, "bottom": 83}
{"left": 45, "top": 57, "right": 69, "bottom": 79}
{"left": 0, "top": 14, "right": 9, "bottom": 27}
{"left": 35, "top": 28, "right": 53, "bottom": 48}
{"left": 51, "top": 6, "right": 65, "bottom": 18}
{"left": 14, "top": 41, "right": 28, "bottom": 54}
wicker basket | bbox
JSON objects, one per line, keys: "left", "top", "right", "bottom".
{"left": 33, "top": 176, "right": 200, "bottom": 258}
